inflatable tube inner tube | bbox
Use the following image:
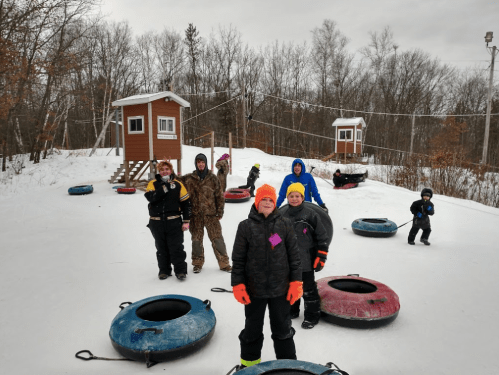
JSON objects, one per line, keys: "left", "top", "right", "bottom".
{"left": 351, "top": 218, "right": 397, "bottom": 238}
{"left": 68, "top": 185, "right": 93, "bottom": 195}
{"left": 224, "top": 189, "right": 251, "bottom": 203}
{"left": 236, "top": 359, "right": 330, "bottom": 375}
{"left": 317, "top": 275, "right": 400, "bottom": 329}
{"left": 136, "top": 299, "right": 190, "bottom": 321}
{"left": 117, "top": 187, "right": 136, "bottom": 194}
{"left": 109, "top": 295, "right": 216, "bottom": 365}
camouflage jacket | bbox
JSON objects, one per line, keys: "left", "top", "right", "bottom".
{"left": 180, "top": 170, "right": 225, "bottom": 218}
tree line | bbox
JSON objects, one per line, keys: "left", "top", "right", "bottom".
{"left": 1, "top": 0, "right": 498, "bottom": 172}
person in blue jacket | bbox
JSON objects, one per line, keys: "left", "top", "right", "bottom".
{"left": 276, "top": 159, "right": 327, "bottom": 212}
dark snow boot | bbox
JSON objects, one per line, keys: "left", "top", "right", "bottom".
{"left": 176, "top": 273, "right": 186, "bottom": 280}
{"left": 408, "top": 241, "right": 415, "bottom": 245}
{"left": 420, "top": 238, "right": 431, "bottom": 246}
{"left": 301, "top": 320, "right": 318, "bottom": 329}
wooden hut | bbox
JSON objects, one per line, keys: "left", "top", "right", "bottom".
{"left": 331, "top": 117, "right": 366, "bottom": 156}
{"left": 109, "top": 91, "right": 190, "bottom": 186}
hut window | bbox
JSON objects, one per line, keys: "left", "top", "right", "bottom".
{"left": 357, "top": 130, "right": 362, "bottom": 141}
{"left": 158, "top": 116, "right": 175, "bottom": 134}
{"left": 128, "top": 116, "right": 144, "bottom": 134}
{"left": 339, "top": 129, "right": 353, "bottom": 141}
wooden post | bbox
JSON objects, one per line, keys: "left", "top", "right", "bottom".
{"left": 125, "top": 160, "right": 130, "bottom": 188}
{"left": 410, "top": 113, "right": 415, "bottom": 156}
{"left": 211, "top": 131, "right": 215, "bottom": 171}
{"left": 229, "top": 132, "right": 232, "bottom": 175}
{"left": 177, "top": 158, "right": 181, "bottom": 175}
{"left": 242, "top": 85, "right": 246, "bottom": 148}
{"left": 115, "top": 108, "right": 120, "bottom": 156}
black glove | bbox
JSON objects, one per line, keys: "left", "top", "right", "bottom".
{"left": 319, "top": 204, "right": 328, "bottom": 213}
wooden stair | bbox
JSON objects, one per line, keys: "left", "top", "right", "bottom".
{"left": 108, "top": 161, "right": 150, "bottom": 184}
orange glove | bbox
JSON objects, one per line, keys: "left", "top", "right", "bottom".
{"left": 314, "top": 250, "right": 328, "bottom": 272}
{"left": 286, "top": 281, "right": 303, "bottom": 305}
{"left": 233, "top": 284, "right": 251, "bottom": 305}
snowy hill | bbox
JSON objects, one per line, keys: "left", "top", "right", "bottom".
{"left": 0, "top": 146, "right": 498, "bottom": 374}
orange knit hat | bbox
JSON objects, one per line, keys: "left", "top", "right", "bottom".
{"left": 255, "top": 184, "right": 277, "bottom": 209}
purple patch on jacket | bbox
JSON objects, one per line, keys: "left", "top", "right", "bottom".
{"left": 269, "top": 233, "right": 282, "bottom": 247}
{"left": 303, "top": 228, "right": 307, "bottom": 234}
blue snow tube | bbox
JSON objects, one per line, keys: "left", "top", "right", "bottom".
{"left": 351, "top": 218, "right": 397, "bottom": 238}
{"left": 68, "top": 185, "right": 93, "bottom": 195}
{"left": 235, "top": 359, "right": 336, "bottom": 374}
{"left": 109, "top": 294, "right": 216, "bottom": 367}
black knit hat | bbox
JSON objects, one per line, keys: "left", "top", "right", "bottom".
{"left": 335, "top": 169, "right": 341, "bottom": 173}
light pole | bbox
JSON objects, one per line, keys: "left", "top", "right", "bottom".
{"left": 482, "top": 32, "right": 498, "bottom": 165}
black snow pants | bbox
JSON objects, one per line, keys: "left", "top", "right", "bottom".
{"left": 239, "top": 294, "right": 296, "bottom": 362}
{"left": 238, "top": 178, "right": 257, "bottom": 197}
{"left": 290, "top": 271, "right": 321, "bottom": 323}
{"left": 408, "top": 225, "right": 432, "bottom": 242}
{"left": 147, "top": 217, "right": 187, "bottom": 276}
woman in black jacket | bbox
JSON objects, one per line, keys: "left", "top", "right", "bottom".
{"left": 145, "top": 160, "right": 191, "bottom": 280}
{"left": 231, "top": 184, "right": 302, "bottom": 368}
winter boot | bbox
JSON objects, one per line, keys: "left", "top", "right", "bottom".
{"left": 420, "top": 238, "right": 431, "bottom": 246}
{"left": 193, "top": 265, "right": 202, "bottom": 273}
{"left": 301, "top": 320, "right": 318, "bottom": 329}
{"left": 176, "top": 273, "right": 186, "bottom": 280}
{"left": 408, "top": 241, "right": 415, "bottom": 245}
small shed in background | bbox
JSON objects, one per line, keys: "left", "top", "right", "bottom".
{"left": 331, "top": 117, "right": 366, "bottom": 155}
{"left": 109, "top": 91, "right": 190, "bottom": 186}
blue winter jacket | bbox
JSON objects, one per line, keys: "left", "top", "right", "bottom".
{"left": 276, "top": 159, "right": 324, "bottom": 208}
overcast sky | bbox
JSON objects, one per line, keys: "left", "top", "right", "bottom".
{"left": 99, "top": 0, "right": 499, "bottom": 72}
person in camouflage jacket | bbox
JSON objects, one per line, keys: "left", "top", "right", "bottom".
{"left": 180, "top": 153, "right": 232, "bottom": 273}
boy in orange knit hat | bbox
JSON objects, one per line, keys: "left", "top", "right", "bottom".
{"left": 231, "top": 184, "right": 303, "bottom": 368}
{"left": 280, "top": 182, "right": 331, "bottom": 329}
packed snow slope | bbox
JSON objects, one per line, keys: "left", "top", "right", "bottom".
{"left": 0, "top": 146, "right": 498, "bottom": 375}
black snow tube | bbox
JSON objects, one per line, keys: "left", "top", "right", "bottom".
{"left": 224, "top": 188, "right": 251, "bottom": 203}
{"left": 351, "top": 218, "right": 397, "bottom": 238}
{"left": 235, "top": 359, "right": 333, "bottom": 374}
{"left": 116, "top": 187, "right": 136, "bottom": 194}
{"left": 68, "top": 185, "right": 93, "bottom": 195}
{"left": 279, "top": 201, "right": 333, "bottom": 243}
{"left": 109, "top": 294, "right": 216, "bottom": 366}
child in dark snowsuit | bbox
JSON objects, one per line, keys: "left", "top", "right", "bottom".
{"left": 231, "top": 184, "right": 302, "bottom": 368}
{"left": 408, "top": 188, "right": 435, "bottom": 246}
{"left": 332, "top": 169, "right": 368, "bottom": 187}
{"left": 280, "top": 183, "right": 331, "bottom": 329}
{"left": 238, "top": 163, "right": 260, "bottom": 197}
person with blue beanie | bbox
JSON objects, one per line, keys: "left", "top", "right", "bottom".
{"left": 276, "top": 159, "right": 326, "bottom": 212}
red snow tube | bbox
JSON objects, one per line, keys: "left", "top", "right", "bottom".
{"left": 117, "top": 187, "right": 136, "bottom": 194}
{"left": 224, "top": 188, "right": 251, "bottom": 203}
{"left": 317, "top": 275, "right": 400, "bottom": 328}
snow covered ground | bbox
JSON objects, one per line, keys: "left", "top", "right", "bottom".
{"left": 0, "top": 146, "right": 498, "bottom": 374}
